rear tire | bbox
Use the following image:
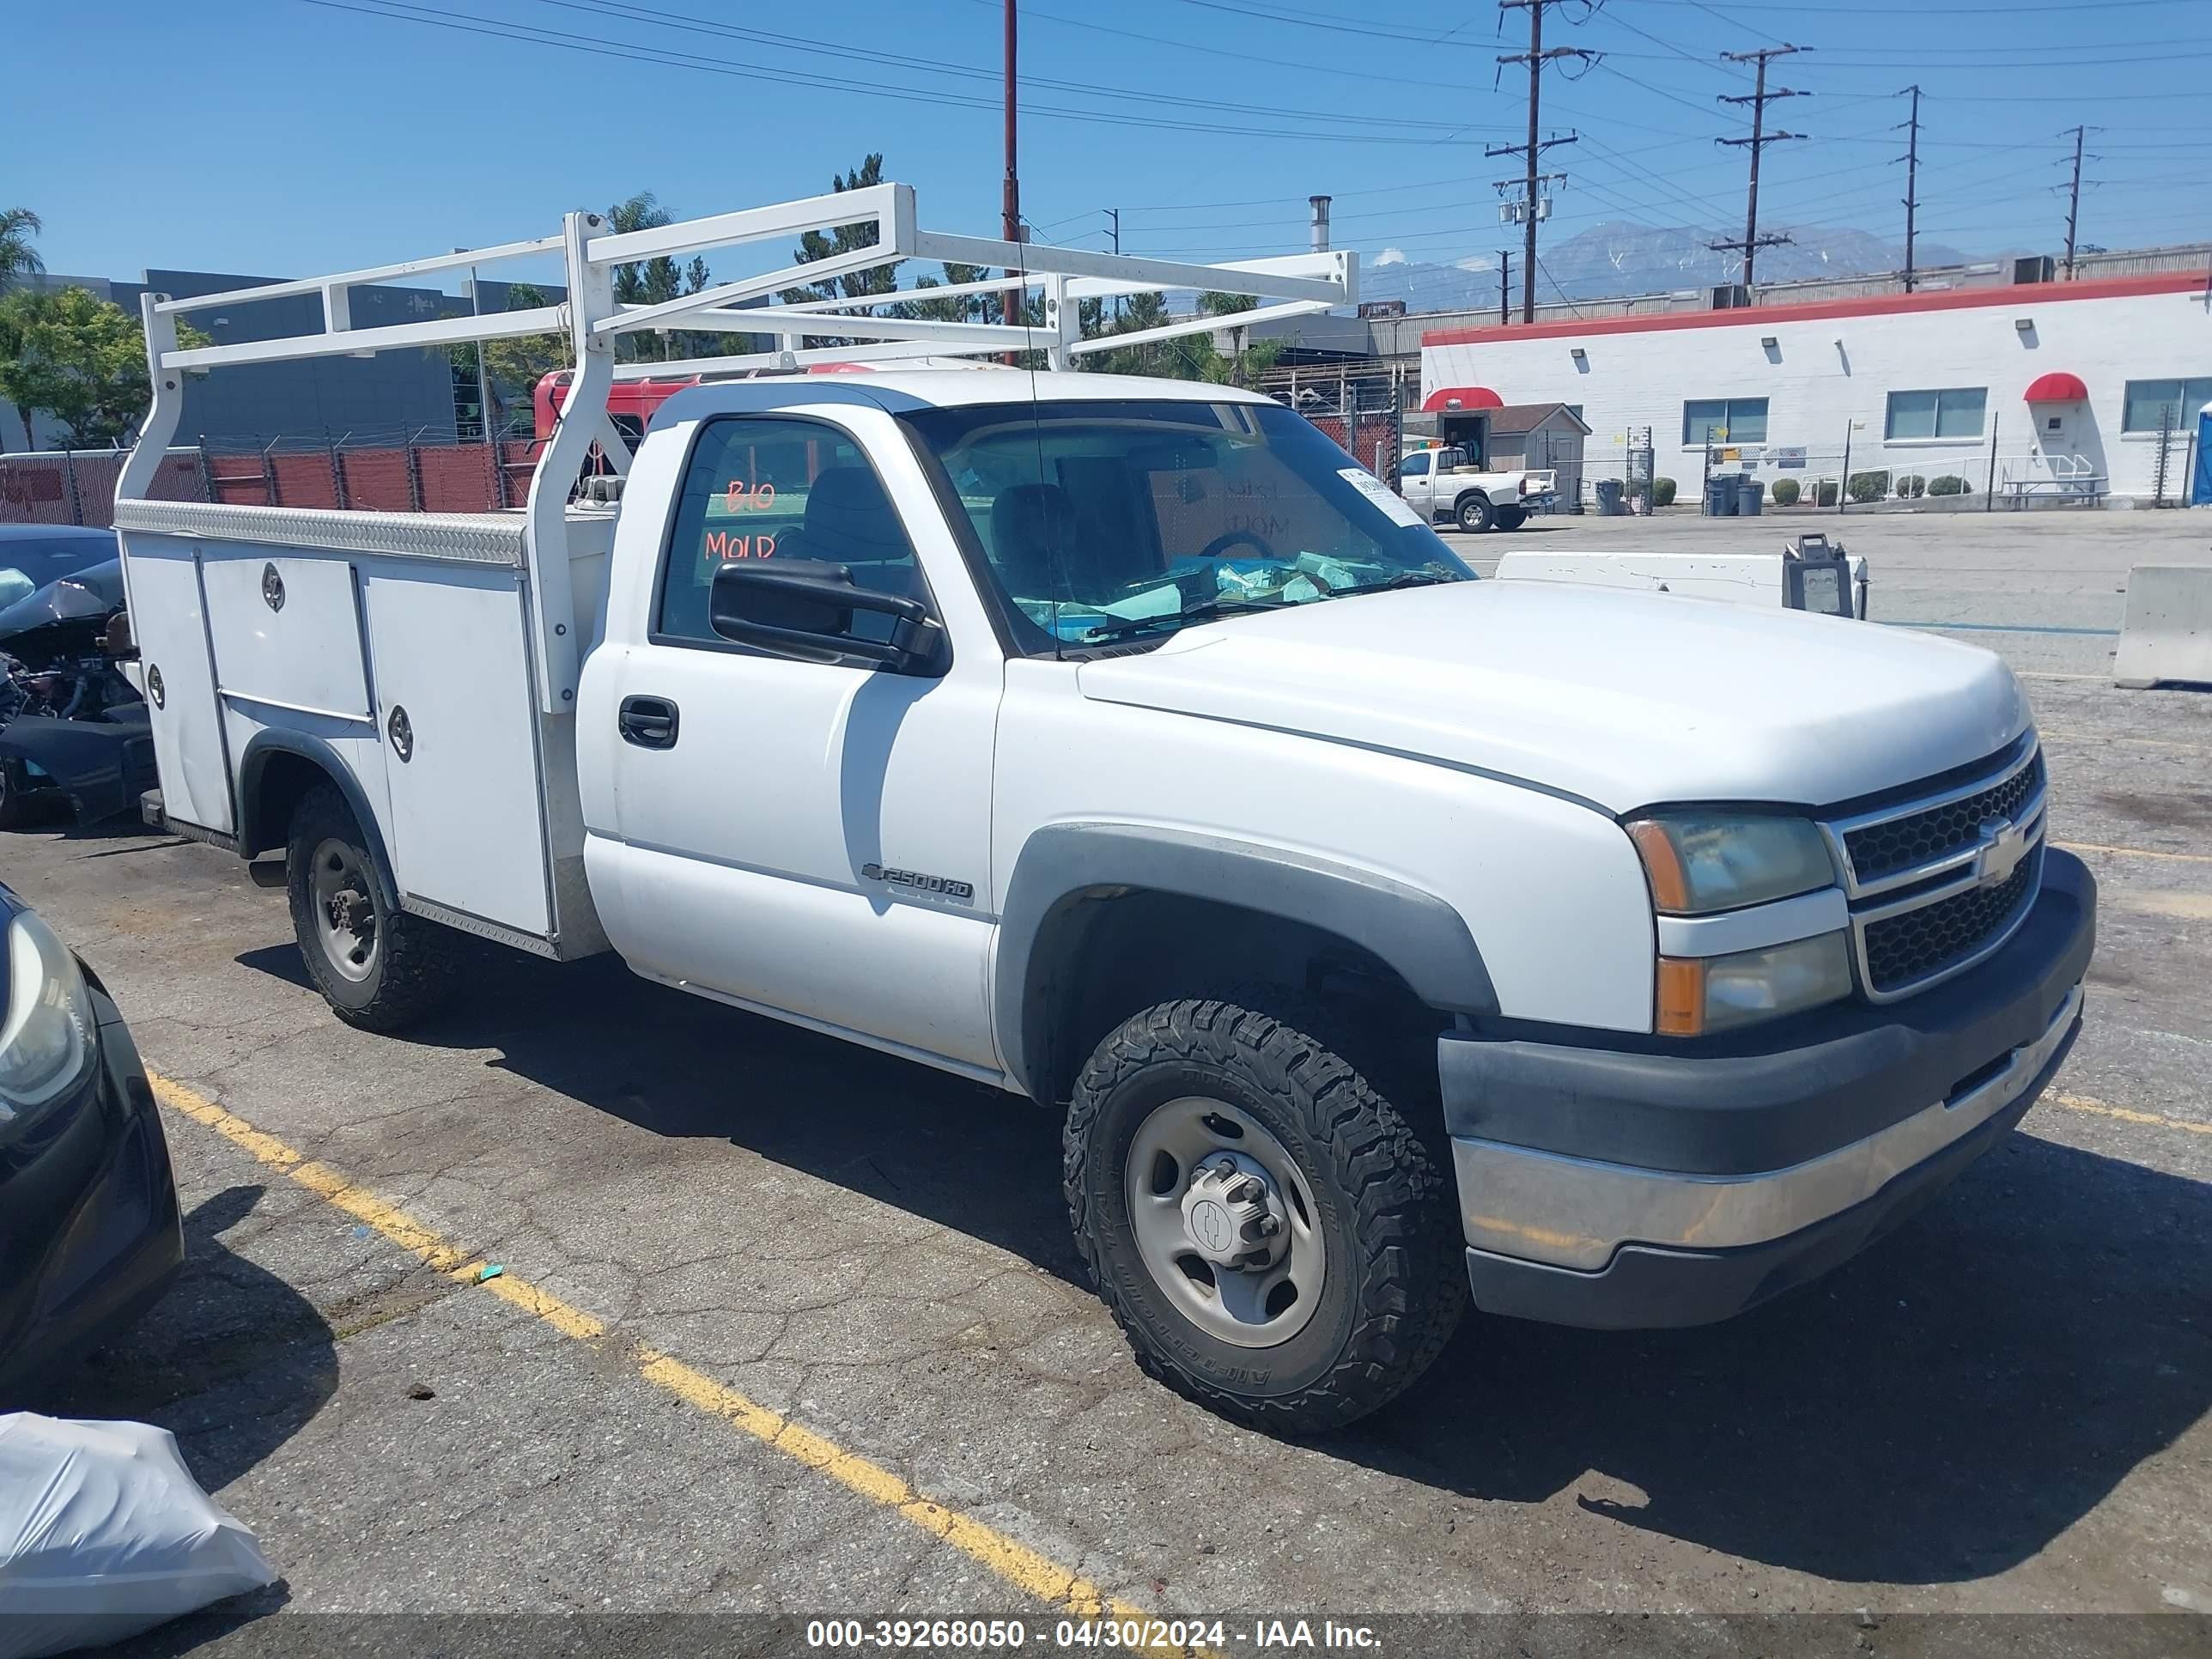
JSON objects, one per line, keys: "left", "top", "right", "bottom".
{"left": 285, "top": 783, "right": 462, "bottom": 1032}
{"left": 1493, "top": 505, "right": 1528, "bottom": 532}
{"left": 1455, "top": 494, "right": 1495, "bottom": 533}
{"left": 1064, "top": 998, "right": 1466, "bottom": 1434}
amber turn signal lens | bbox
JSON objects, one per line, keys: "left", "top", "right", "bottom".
{"left": 1655, "top": 957, "right": 1706, "bottom": 1036}
{"left": 1628, "top": 819, "right": 1692, "bottom": 913}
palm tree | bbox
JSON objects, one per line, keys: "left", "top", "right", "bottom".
{"left": 0, "top": 208, "right": 43, "bottom": 288}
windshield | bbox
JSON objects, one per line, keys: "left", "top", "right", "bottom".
{"left": 900, "top": 399, "right": 1474, "bottom": 653}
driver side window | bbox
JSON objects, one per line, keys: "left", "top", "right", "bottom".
{"left": 656, "top": 416, "right": 923, "bottom": 649}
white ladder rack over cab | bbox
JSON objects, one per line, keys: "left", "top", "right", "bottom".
{"left": 115, "top": 183, "right": 1357, "bottom": 714}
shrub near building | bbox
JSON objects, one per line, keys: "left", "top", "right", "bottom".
{"left": 1771, "top": 477, "right": 1801, "bottom": 507}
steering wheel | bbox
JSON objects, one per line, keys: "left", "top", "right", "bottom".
{"left": 1196, "top": 528, "right": 1278, "bottom": 563}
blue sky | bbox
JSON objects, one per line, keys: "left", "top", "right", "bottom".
{"left": 10, "top": 0, "right": 2209, "bottom": 289}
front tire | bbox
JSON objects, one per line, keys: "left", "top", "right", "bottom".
{"left": 285, "top": 784, "right": 462, "bottom": 1031}
{"left": 1455, "top": 494, "right": 1495, "bottom": 533}
{"left": 1064, "top": 999, "right": 1466, "bottom": 1433}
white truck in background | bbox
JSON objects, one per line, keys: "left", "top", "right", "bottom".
{"left": 114, "top": 187, "right": 2094, "bottom": 1431}
{"left": 1395, "top": 444, "right": 1553, "bottom": 532}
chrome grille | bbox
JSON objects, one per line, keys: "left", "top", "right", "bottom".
{"left": 1821, "top": 738, "right": 2048, "bottom": 1003}
{"left": 1844, "top": 750, "right": 2045, "bottom": 885}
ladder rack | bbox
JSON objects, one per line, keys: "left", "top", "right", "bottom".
{"left": 115, "top": 182, "right": 1356, "bottom": 716}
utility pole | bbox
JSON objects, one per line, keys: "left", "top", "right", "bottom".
{"left": 1710, "top": 45, "right": 1808, "bottom": 294}
{"left": 1001, "top": 0, "right": 1021, "bottom": 334}
{"left": 1897, "top": 84, "right": 1921, "bottom": 292}
{"left": 2062, "top": 124, "right": 2087, "bottom": 279}
{"left": 1495, "top": 0, "right": 1594, "bottom": 323}
{"left": 1497, "top": 248, "right": 1513, "bottom": 324}
{"left": 1108, "top": 206, "right": 1121, "bottom": 324}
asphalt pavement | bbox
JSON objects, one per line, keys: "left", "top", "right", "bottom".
{"left": 3, "top": 507, "right": 2208, "bottom": 1649}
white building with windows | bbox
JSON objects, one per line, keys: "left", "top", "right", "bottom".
{"left": 1419, "top": 270, "right": 2211, "bottom": 506}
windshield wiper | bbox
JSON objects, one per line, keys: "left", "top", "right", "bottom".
{"left": 1331, "top": 569, "right": 1462, "bottom": 598}
{"left": 1079, "top": 597, "right": 1279, "bottom": 643}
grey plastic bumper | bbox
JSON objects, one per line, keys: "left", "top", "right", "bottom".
{"left": 1442, "top": 850, "right": 2095, "bottom": 1328}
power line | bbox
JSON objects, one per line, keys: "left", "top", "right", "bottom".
{"left": 289, "top": 0, "right": 1513, "bottom": 148}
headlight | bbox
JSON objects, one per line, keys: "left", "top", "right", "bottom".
{"left": 1627, "top": 813, "right": 1835, "bottom": 915}
{"left": 0, "top": 909, "right": 99, "bottom": 1134}
{"left": 1656, "top": 931, "right": 1854, "bottom": 1036}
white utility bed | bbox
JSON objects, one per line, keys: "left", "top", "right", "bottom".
{"left": 112, "top": 498, "right": 617, "bottom": 957}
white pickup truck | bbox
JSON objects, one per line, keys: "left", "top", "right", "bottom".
{"left": 113, "top": 190, "right": 2094, "bottom": 1431}
{"left": 1395, "top": 444, "right": 1552, "bottom": 533}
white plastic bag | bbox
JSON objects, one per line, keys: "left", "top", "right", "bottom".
{"left": 0, "top": 1414, "right": 276, "bottom": 1659}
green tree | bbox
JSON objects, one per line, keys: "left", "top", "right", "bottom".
{"left": 0, "top": 285, "right": 207, "bottom": 447}
{"left": 0, "top": 208, "right": 42, "bottom": 288}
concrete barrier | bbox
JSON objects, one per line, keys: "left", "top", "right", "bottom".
{"left": 2113, "top": 563, "right": 2212, "bottom": 689}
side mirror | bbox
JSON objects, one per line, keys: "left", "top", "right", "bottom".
{"left": 708, "top": 559, "right": 941, "bottom": 672}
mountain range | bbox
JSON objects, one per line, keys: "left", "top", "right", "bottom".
{"left": 1357, "top": 220, "right": 1978, "bottom": 311}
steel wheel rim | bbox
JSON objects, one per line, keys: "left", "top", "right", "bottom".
{"left": 310, "top": 837, "right": 378, "bottom": 983}
{"left": 1123, "top": 1095, "right": 1325, "bottom": 1349}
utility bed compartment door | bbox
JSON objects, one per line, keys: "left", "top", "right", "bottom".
{"left": 120, "top": 542, "right": 234, "bottom": 835}
{"left": 362, "top": 565, "right": 550, "bottom": 937}
{"left": 202, "top": 556, "right": 372, "bottom": 720}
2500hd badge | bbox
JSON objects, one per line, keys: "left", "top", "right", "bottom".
{"left": 861, "top": 863, "right": 975, "bottom": 903}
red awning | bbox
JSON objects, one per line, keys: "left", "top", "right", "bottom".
{"left": 1422, "top": 385, "right": 1504, "bottom": 414}
{"left": 2024, "top": 372, "right": 2089, "bottom": 403}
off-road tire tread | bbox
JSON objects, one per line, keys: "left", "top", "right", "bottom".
{"left": 287, "top": 783, "right": 463, "bottom": 1033}
{"left": 1064, "top": 998, "right": 1466, "bottom": 1434}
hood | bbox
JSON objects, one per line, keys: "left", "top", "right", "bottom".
{"left": 0, "top": 562, "right": 124, "bottom": 642}
{"left": 1075, "top": 580, "right": 2030, "bottom": 815}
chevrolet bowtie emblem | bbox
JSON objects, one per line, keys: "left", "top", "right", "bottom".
{"left": 1974, "top": 814, "right": 2029, "bottom": 888}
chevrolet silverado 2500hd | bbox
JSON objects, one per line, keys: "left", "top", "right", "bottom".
{"left": 111, "top": 190, "right": 2093, "bottom": 1431}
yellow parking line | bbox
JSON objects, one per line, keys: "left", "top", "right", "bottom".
{"left": 149, "top": 1073, "right": 1170, "bottom": 1635}
{"left": 2053, "top": 840, "right": 2212, "bottom": 866}
{"left": 2053, "top": 1091, "right": 2212, "bottom": 1138}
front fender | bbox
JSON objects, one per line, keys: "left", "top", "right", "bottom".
{"left": 994, "top": 821, "right": 1497, "bottom": 1099}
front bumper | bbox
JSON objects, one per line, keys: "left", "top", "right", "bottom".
{"left": 0, "top": 977, "right": 184, "bottom": 1400}
{"left": 1442, "top": 848, "right": 2095, "bottom": 1329}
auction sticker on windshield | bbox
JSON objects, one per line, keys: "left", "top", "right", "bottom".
{"left": 1338, "top": 466, "right": 1426, "bottom": 529}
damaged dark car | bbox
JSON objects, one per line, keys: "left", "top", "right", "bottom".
{"left": 0, "top": 531, "right": 153, "bottom": 832}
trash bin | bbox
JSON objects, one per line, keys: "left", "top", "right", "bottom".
{"left": 1737, "top": 477, "right": 1765, "bottom": 516}
{"left": 1705, "top": 475, "right": 1738, "bottom": 517}
{"left": 1595, "top": 478, "right": 1626, "bottom": 516}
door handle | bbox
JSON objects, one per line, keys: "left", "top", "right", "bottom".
{"left": 618, "top": 695, "right": 679, "bottom": 750}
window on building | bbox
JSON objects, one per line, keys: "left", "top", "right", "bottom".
{"left": 1682, "top": 398, "right": 1768, "bottom": 447}
{"left": 1886, "top": 387, "right": 1987, "bottom": 441}
{"left": 2122, "top": 377, "right": 2212, "bottom": 434}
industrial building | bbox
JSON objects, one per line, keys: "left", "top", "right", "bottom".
{"left": 1419, "top": 267, "right": 2211, "bottom": 507}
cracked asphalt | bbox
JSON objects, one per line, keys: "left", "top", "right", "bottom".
{"left": 3, "top": 511, "right": 2209, "bottom": 1642}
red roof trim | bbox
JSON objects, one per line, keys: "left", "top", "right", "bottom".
{"left": 1420, "top": 270, "right": 2208, "bottom": 349}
